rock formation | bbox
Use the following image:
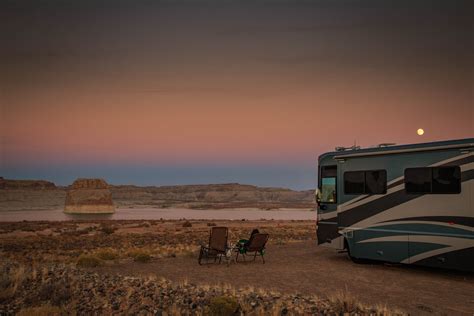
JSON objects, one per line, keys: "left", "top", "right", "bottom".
{"left": 64, "top": 178, "right": 115, "bottom": 214}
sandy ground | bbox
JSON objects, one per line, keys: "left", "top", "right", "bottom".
{"left": 1, "top": 219, "right": 473, "bottom": 315}
{"left": 98, "top": 240, "right": 474, "bottom": 315}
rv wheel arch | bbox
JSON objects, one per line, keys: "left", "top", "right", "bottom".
{"left": 344, "top": 237, "right": 368, "bottom": 264}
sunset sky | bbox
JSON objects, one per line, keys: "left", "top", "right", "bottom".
{"left": 1, "top": 0, "right": 472, "bottom": 190}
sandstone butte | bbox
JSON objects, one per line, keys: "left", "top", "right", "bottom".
{"left": 64, "top": 178, "right": 115, "bottom": 214}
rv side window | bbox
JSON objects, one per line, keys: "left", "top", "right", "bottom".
{"left": 344, "top": 170, "right": 387, "bottom": 194}
{"left": 405, "top": 168, "right": 431, "bottom": 193}
{"left": 344, "top": 171, "right": 365, "bottom": 194}
{"left": 365, "top": 170, "right": 387, "bottom": 194}
{"left": 432, "top": 167, "right": 461, "bottom": 193}
{"left": 405, "top": 166, "right": 461, "bottom": 194}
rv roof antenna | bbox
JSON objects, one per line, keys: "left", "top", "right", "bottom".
{"left": 334, "top": 139, "right": 362, "bottom": 151}
{"left": 335, "top": 143, "right": 361, "bottom": 152}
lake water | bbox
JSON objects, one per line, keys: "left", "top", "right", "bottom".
{"left": 0, "top": 208, "right": 316, "bottom": 222}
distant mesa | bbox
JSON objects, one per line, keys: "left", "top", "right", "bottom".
{"left": 64, "top": 178, "right": 115, "bottom": 214}
{"left": 0, "top": 177, "right": 56, "bottom": 190}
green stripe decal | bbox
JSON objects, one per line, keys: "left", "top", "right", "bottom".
{"left": 408, "top": 242, "right": 448, "bottom": 257}
{"left": 355, "top": 223, "right": 473, "bottom": 240}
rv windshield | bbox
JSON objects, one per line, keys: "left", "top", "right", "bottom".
{"left": 320, "top": 165, "right": 337, "bottom": 203}
{"left": 321, "top": 178, "right": 336, "bottom": 203}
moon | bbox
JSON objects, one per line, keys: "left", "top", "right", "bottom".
{"left": 417, "top": 128, "right": 424, "bottom": 136}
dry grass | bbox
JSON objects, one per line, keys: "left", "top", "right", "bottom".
{"left": 127, "top": 249, "right": 152, "bottom": 263}
{"left": 182, "top": 221, "right": 193, "bottom": 228}
{"left": 328, "top": 287, "right": 365, "bottom": 314}
{"left": 329, "top": 287, "right": 407, "bottom": 315}
{"left": 94, "top": 248, "right": 119, "bottom": 261}
{"left": 76, "top": 254, "right": 102, "bottom": 267}
{"left": 99, "top": 224, "right": 116, "bottom": 235}
{"left": 206, "top": 296, "right": 239, "bottom": 316}
{"left": 137, "top": 244, "right": 199, "bottom": 258}
{"left": 0, "top": 265, "right": 25, "bottom": 301}
{"left": 373, "top": 304, "right": 408, "bottom": 316}
{"left": 17, "top": 305, "right": 62, "bottom": 316}
{"left": 0, "top": 260, "right": 406, "bottom": 316}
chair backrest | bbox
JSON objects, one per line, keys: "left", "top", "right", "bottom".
{"left": 247, "top": 233, "right": 269, "bottom": 252}
{"left": 209, "top": 226, "right": 228, "bottom": 252}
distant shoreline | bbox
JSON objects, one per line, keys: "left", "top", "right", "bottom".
{"left": 0, "top": 207, "right": 316, "bottom": 222}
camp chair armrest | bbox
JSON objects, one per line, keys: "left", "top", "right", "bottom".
{"left": 200, "top": 245, "right": 227, "bottom": 252}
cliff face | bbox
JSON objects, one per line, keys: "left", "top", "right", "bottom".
{"left": 111, "top": 183, "right": 314, "bottom": 209}
{"left": 0, "top": 178, "right": 64, "bottom": 211}
{"left": 64, "top": 179, "right": 115, "bottom": 214}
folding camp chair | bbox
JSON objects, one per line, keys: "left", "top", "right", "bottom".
{"left": 198, "top": 226, "right": 229, "bottom": 265}
{"left": 235, "top": 233, "right": 269, "bottom": 264}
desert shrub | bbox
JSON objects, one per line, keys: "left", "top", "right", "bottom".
{"left": 77, "top": 254, "right": 101, "bottom": 268}
{"left": 38, "top": 281, "right": 54, "bottom": 301}
{"left": 38, "top": 279, "right": 71, "bottom": 306}
{"left": 182, "top": 221, "right": 192, "bottom": 228}
{"left": 0, "top": 269, "right": 11, "bottom": 291}
{"left": 373, "top": 304, "right": 407, "bottom": 316}
{"left": 207, "top": 296, "right": 239, "bottom": 316}
{"left": 133, "top": 253, "right": 151, "bottom": 263}
{"left": 51, "top": 282, "right": 72, "bottom": 306}
{"left": 76, "top": 227, "right": 92, "bottom": 235}
{"left": 100, "top": 224, "right": 116, "bottom": 235}
{"left": 128, "top": 250, "right": 152, "bottom": 263}
{"left": 17, "top": 305, "right": 62, "bottom": 316}
{"left": 0, "top": 265, "right": 25, "bottom": 301}
{"left": 95, "top": 248, "right": 118, "bottom": 260}
{"left": 328, "top": 289, "right": 363, "bottom": 314}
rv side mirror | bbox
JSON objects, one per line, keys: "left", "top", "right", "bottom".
{"left": 315, "top": 188, "right": 322, "bottom": 206}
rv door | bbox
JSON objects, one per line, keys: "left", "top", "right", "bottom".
{"left": 317, "top": 165, "right": 341, "bottom": 248}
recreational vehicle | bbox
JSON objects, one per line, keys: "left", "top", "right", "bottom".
{"left": 316, "top": 138, "right": 473, "bottom": 271}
